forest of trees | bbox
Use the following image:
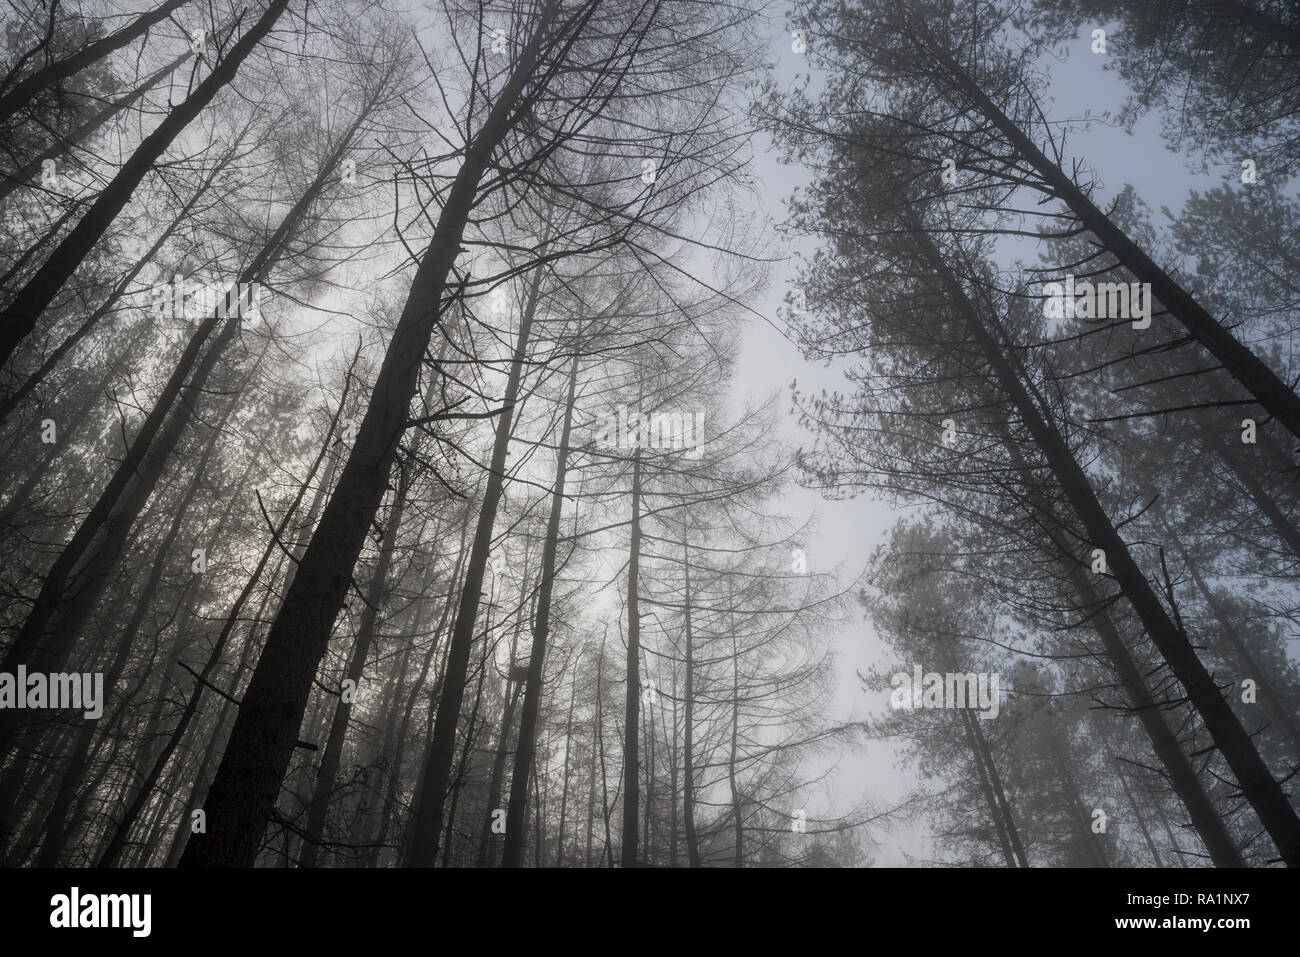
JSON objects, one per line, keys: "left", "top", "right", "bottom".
{"left": 0, "top": 0, "right": 1297, "bottom": 869}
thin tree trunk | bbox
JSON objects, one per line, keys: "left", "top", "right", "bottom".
{"left": 502, "top": 352, "right": 578, "bottom": 867}
{"left": 728, "top": 610, "right": 742, "bottom": 868}
{"left": 555, "top": 655, "right": 579, "bottom": 866}
{"left": 299, "top": 460, "right": 411, "bottom": 866}
{"left": 476, "top": 539, "right": 533, "bottom": 865}
{"left": 441, "top": 620, "right": 493, "bottom": 867}
{"left": 1114, "top": 755, "right": 1163, "bottom": 867}
{"left": 960, "top": 707, "right": 1018, "bottom": 867}
{"left": 621, "top": 449, "right": 643, "bottom": 867}
{"left": 681, "top": 531, "right": 701, "bottom": 867}
{"left": 404, "top": 255, "right": 547, "bottom": 866}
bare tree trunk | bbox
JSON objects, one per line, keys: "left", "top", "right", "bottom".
{"left": 502, "top": 352, "right": 578, "bottom": 867}
{"left": 476, "top": 539, "right": 533, "bottom": 865}
{"left": 373, "top": 517, "right": 472, "bottom": 865}
{"left": 1114, "top": 754, "right": 1163, "bottom": 867}
{"left": 555, "top": 654, "right": 579, "bottom": 866}
{"left": 681, "top": 532, "right": 701, "bottom": 867}
{"left": 728, "top": 611, "right": 742, "bottom": 868}
{"left": 405, "top": 259, "right": 546, "bottom": 866}
{"left": 585, "top": 688, "right": 597, "bottom": 867}
{"left": 442, "top": 620, "right": 493, "bottom": 867}
{"left": 621, "top": 449, "right": 643, "bottom": 868}
{"left": 959, "top": 708, "right": 1018, "bottom": 867}
{"left": 299, "top": 460, "right": 411, "bottom": 866}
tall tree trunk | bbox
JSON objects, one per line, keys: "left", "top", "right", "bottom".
{"left": 1113, "top": 753, "right": 1163, "bottom": 867}
{"left": 728, "top": 608, "right": 743, "bottom": 868}
{"left": 374, "top": 515, "right": 472, "bottom": 865}
{"left": 476, "top": 538, "right": 533, "bottom": 865}
{"left": 299, "top": 459, "right": 411, "bottom": 866}
{"left": 586, "top": 682, "right": 597, "bottom": 867}
{"left": 681, "top": 531, "right": 701, "bottom": 867}
{"left": 441, "top": 620, "right": 493, "bottom": 867}
{"left": 502, "top": 353, "right": 578, "bottom": 867}
{"left": 621, "top": 449, "right": 643, "bottom": 867}
{"left": 960, "top": 707, "right": 1020, "bottom": 867}
{"left": 555, "top": 655, "right": 579, "bottom": 866}
{"left": 405, "top": 259, "right": 545, "bottom": 866}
